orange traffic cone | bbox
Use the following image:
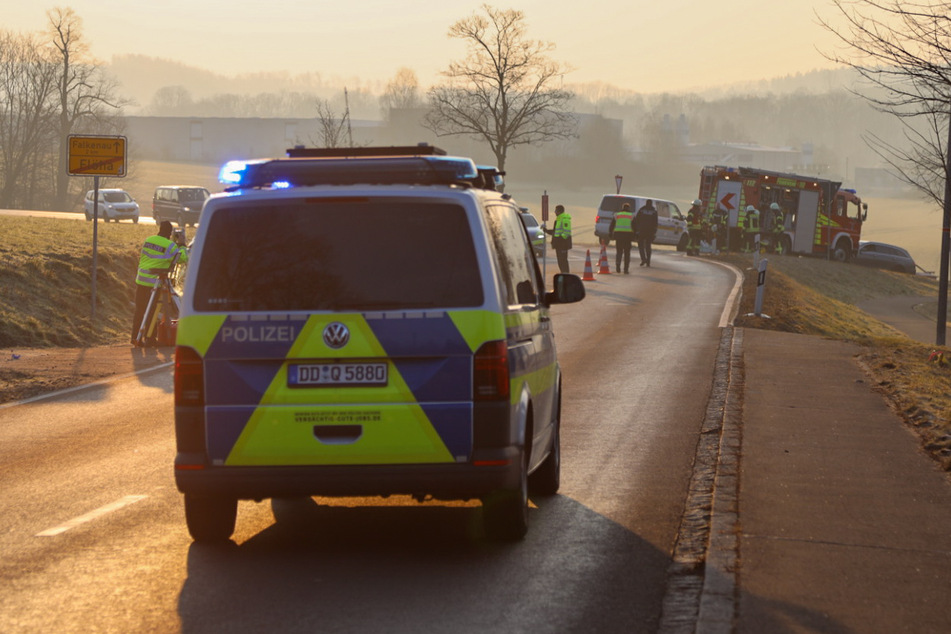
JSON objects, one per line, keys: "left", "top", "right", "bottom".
{"left": 598, "top": 243, "right": 611, "bottom": 274}
{"left": 582, "top": 249, "right": 596, "bottom": 281}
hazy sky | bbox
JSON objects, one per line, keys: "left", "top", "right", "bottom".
{"left": 4, "top": 1, "right": 844, "bottom": 93}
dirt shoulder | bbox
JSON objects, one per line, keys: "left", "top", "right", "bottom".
{"left": 0, "top": 344, "right": 173, "bottom": 405}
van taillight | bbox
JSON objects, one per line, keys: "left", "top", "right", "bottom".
{"left": 474, "top": 340, "right": 509, "bottom": 401}
{"left": 175, "top": 346, "right": 204, "bottom": 407}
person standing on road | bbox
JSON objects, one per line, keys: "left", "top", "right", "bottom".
{"left": 612, "top": 202, "right": 635, "bottom": 273}
{"left": 686, "top": 199, "right": 703, "bottom": 256}
{"left": 131, "top": 220, "right": 187, "bottom": 345}
{"left": 635, "top": 199, "right": 658, "bottom": 267}
{"left": 544, "top": 204, "right": 573, "bottom": 273}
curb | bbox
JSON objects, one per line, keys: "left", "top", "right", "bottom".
{"left": 658, "top": 326, "right": 744, "bottom": 632}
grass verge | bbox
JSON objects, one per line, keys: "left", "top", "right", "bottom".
{"left": 718, "top": 252, "right": 951, "bottom": 470}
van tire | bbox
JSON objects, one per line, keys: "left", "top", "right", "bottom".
{"left": 529, "top": 393, "right": 561, "bottom": 496}
{"left": 184, "top": 494, "right": 237, "bottom": 543}
{"left": 677, "top": 234, "right": 689, "bottom": 252}
{"left": 482, "top": 449, "right": 529, "bottom": 541}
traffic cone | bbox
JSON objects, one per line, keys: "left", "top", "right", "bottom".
{"left": 582, "top": 249, "right": 596, "bottom": 281}
{"left": 598, "top": 243, "right": 611, "bottom": 274}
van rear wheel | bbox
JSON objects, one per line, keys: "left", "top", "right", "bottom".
{"left": 184, "top": 494, "right": 237, "bottom": 543}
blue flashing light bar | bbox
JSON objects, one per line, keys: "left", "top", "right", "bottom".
{"left": 217, "top": 154, "right": 480, "bottom": 190}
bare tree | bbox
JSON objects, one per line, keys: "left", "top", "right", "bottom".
{"left": 311, "top": 96, "right": 351, "bottom": 148}
{"left": 380, "top": 67, "right": 423, "bottom": 115}
{"left": 818, "top": 0, "right": 951, "bottom": 344}
{"left": 424, "top": 4, "right": 576, "bottom": 175}
{"left": 0, "top": 31, "right": 59, "bottom": 208}
{"left": 48, "top": 7, "right": 126, "bottom": 210}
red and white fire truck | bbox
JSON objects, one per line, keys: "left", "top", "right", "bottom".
{"left": 698, "top": 165, "right": 868, "bottom": 260}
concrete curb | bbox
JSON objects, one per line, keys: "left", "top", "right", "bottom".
{"left": 658, "top": 326, "right": 743, "bottom": 632}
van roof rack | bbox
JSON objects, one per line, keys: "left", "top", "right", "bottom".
{"left": 285, "top": 144, "right": 447, "bottom": 158}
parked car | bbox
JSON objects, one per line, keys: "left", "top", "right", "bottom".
{"left": 519, "top": 208, "right": 545, "bottom": 258}
{"left": 84, "top": 189, "right": 139, "bottom": 223}
{"left": 152, "top": 186, "right": 210, "bottom": 227}
{"left": 593, "top": 195, "right": 689, "bottom": 250}
{"left": 854, "top": 241, "right": 918, "bottom": 274}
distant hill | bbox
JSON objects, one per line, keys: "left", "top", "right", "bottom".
{"left": 108, "top": 54, "right": 378, "bottom": 114}
{"left": 108, "top": 54, "right": 859, "bottom": 116}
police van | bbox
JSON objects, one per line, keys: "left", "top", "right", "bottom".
{"left": 173, "top": 145, "right": 585, "bottom": 542}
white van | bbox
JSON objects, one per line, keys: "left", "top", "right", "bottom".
{"left": 593, "top": 195, "right": 688, "bottom": 250}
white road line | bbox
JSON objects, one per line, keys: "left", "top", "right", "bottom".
{"left": 36, "top": 495, "right": 148, "bottom": 537}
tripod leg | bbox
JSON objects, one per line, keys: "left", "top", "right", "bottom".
{"left": 137, "top": 283, "right": 161, "bottom": 346}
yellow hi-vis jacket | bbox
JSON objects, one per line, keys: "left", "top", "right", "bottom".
{"left": 136, "top": 235, "right": 187, "bottom": 287}
{"left": 614, "top": 210, "right": 634, "bottom": 233}
{"left": 553, "top": 212, "right": 572, "bottom": 240}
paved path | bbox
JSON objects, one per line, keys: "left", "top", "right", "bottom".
{"left": 731, "top": 328, "right": 951, "bottom": 633}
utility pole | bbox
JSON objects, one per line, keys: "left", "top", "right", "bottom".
{"left": 344, "top": 88, "right": 354, "bottom": 148}
{"left": 936, "top": 103, "right": 951, "bottom": 345}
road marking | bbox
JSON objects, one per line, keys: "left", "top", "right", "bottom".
{"left": 36, "top": 495, "right": 148, "bottom": 537}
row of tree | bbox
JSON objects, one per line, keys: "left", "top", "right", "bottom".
{"left": 0, "top": 8, "right": 125, "bottom": 211}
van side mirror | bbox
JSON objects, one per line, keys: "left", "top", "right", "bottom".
{"left": 546, "top": 273, "right": 586, "bottom": 305}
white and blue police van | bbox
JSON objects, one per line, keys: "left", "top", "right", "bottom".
{"left": 173, "top": 145, "right": 585, "bottom": 542}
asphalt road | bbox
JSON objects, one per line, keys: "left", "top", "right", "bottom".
{"left": 0, "top": 247, "right": 737, "bottom": 633}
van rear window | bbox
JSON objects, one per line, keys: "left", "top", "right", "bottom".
{"left": 193, "top": 199, "right": 483, "bottom": 311}
{"left": 599, "top": 196, "right": 630, "bottom": 213}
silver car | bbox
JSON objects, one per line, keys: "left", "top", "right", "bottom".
{"left": 85, "top": 189, "right": 140, "bottom": 223}
{"left": 855, "top": 241, "right": 918, "bottom": 274}
{"left": 519, "top": 209, "right": 545, "bottom": 258}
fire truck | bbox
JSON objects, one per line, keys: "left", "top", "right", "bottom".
{"left": 698, "top": 166, "right": 868, "bottom": 260}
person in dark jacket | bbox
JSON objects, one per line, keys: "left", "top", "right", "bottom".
{"left": 635, "top": 199, "right": 659, "bottom": 267}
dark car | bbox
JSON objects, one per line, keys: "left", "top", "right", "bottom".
{"left": 854, "top": 241, "right": 918, "bottom": 274}
{"left": 152, "top": 186, "right": 210, "bottom": 227}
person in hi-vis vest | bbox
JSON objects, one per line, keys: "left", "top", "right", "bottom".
{"left": 132, "top": 220, "right": 187, "bottom": 345}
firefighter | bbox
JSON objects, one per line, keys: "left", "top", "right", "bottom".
{"left": 742, "top": 205, "right": 760, "bottom": 253}
{"left": 735, "top": 205, "right": 748, "bottom": 252}
{"left": 712, "top": 207, "right": 729, "bottom": 254}
{"left": 772, "top": 203, "right": 786, "bottom": 255}
{"left": 686, "top": 199, "right": 703, "bottom": 256}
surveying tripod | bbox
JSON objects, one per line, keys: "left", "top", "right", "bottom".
{"left": 134, "top": 249, "right": 184, "bottom": 347}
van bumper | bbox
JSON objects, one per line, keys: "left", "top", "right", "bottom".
{"left": 174, "top": 447, "right": 522, "bottom": 501}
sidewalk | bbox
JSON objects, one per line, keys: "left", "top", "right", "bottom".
{"left": 734, "top": 328, "right": 951, "bottom": 633}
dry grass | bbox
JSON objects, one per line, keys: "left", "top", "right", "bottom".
{"left": 718, "top": 253, "right": 951, "bottom": 470}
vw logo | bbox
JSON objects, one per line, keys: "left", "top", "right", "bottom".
{"left": 323, "top": 322, "right": 350, "bottom": 349}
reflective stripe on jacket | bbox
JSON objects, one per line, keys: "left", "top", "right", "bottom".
{"left": 136, "top": 235, "right": 187, "bottom": 287}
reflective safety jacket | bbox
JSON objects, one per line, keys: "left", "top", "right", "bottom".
{"left": 773, "top": 212, "right": 785, "bottom": 232}
{"left": 614, "top": 210, "right": 634, "bottom": 234}
{"left": 687, "top": 207, "right": 703, "bottom": 230}
{"left": 136, "top": 235, "right": 187, "bottom": 287}
{"left": 553, "top": 212, "right": 572, "bottom": 240}
{"left": 746, "top": 210, "right": 760, "bottom": 232}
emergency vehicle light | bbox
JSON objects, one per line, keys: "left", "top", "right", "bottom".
{"left": 217, "top": 155, "right": 480, "bottom": 190}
